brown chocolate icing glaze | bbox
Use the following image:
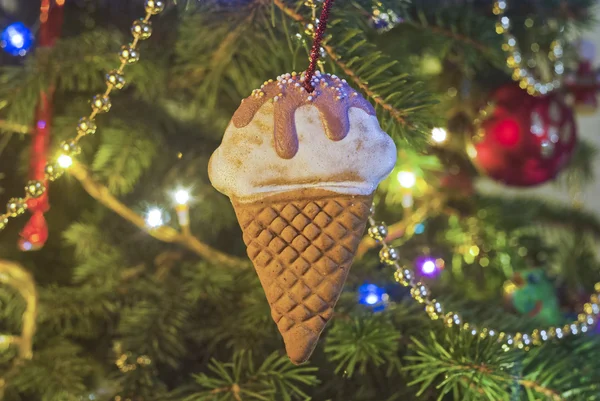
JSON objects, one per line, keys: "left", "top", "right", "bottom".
{"left": 231, "top": 72, "right": 376, "bottom": 159}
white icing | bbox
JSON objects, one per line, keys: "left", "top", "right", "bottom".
{"left": 208, "top": 102, "right": 397, "bottom": 203}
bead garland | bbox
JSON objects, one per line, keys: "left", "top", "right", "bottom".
{"left": 115, "top": 350, "right": 152, "bottom": 373}
{"left": 370, "top": 1, "right": 401, "bottom": 33}
{"left": 0, "top": 0, "right": 165, "bottom": 234}
{"left": 493, "top": 0, "right": 564, "bottom": 96}
{"left": 367, "top": 208, "right": 600, "bottom": 351}
{"left": 304, "top": 0, "right": 319, "bottom": 32}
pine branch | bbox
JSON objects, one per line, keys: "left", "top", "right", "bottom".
{"left": 518, "top": 379, "right": 563, "bottom": 401}
{"left": 0, "top": 120, "right": 31, "bottom": 135}
{"left": 325, "top": 315, "right": 402, "bottom": 377}
{"left": 456, "top": 368, "right": 565, "bottom": 400}
{"left": 405, "top": 331, "right": 513, "bottom": 400}
{"left": 476, "top": 194, "right": 600, "bottom": 236}
{"left": 6, "top": 338, "right": 94, "bottom": 401}
{"left": 174, "top": 7, "right": 258, "bottom": 90}
{"left": 173, "top": 3, "right": 291, "bottom": 108}
{"left": 518, "top": 338, "right": 600, "bottom": 400}
{"left": 91, "top": 120, "right": 159, "bottom": 196}
{"left": 39, "top": 285, "right": 116, "bottom": 339}
{"left": 68, "top": 163, "right": 249, "bottom": 269}
{"left": 403, "top": 20, "right": 491, "bottom": 56}
{"left": 459, "top": 365, "right": 565, "bottom": 401}
{"left": 118, "top": 294, "right": 190, "bottom": 369}
{"left": 273, "top": 0, "right": 410, "bottom": 126}
{"left": 356, "top": 196, "right": 445, "bottom": 259}
{"left": 350, "top": 1, "right": 494, "bottom": 58}
{"left": 404, "top": 329, "right": 587, "bottom": 401}
{"left": 184, "top": 351, "right": 319, "bottom": 401}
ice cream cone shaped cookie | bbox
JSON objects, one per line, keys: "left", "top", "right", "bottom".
{"left": 209, "top": 72, "right": 397, "bottom": 364}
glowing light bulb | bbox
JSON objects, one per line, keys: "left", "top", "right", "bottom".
{"left": 146, "top": 208, "right": 164, "bottom": 228}
{"left": 174, "top": 189, "right": 190, "bottom": 205}
{"left": 397, "top": 171, "right": 416, "bottom": 188}
{"left": 358, "top": 283, "right": 388, "bottom": 309}
{"left": 365, "top": 294, "right": 379, "bottom": 305}
{"left": 57, "top": 154, "right": 73, "bottom": 168}
{"left": 417, "top": 257, "right": 443, "bottom": 277}
{"left": 422, "top": 260, "right": 436, "bottom": 274}
{"left": 172, "top": 189, "right": 192, "bottom": 233}
{"left": 431, "top": 127, "right": 447, "bottom": 143}
{"left": 1, "top": 22, "right": 34, "bottom": 56}
{"left": 11, "top": 33, "right": 23, "bottom": 48}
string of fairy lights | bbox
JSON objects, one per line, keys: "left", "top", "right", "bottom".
{"left": 493, "top": 0, "right": 565, "bottom": 96}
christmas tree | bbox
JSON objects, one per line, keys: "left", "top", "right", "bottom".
{"left": 0, "top": 0, "right": 599, "bottom": 400}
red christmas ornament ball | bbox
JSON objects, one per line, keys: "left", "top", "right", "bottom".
{"left": 470, "top": 85, "right": 577, "bottom": 187}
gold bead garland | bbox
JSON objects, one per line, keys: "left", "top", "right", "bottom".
{"left": 0, "top": 1, "right": 164, "bottom": 234}
{"left": 113, "top": 341, "right": 152, "bottom": 401}
{"left": 367, "top": 208, "right": 600, "bottom": 351}
{"left": 493, "top": 0, "right": 564, "bottom": 96}
{"left": 115, "top": 351, "right": 152, "bottom": 373}
{"left": 304, "top": 0, "right": 319, "bottom": 29}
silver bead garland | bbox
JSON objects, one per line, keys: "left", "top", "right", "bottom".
{"left": 368, "top": 203, "right": 600, "bottom": 350}
{"left": 493, "top": 0, "right": 564, "bottom": 96}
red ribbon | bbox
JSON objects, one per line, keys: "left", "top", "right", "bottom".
{"left": 302, "top": 0, "right": 335, "bottom": 93}
{"left": 19, "top": 1, "right": 64, "bottom": 251}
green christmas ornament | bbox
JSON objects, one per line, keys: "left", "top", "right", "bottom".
{"left": 509, "top": 269, "right": 562, "bottom": 325}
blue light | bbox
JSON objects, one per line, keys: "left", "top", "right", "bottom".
{"left": 414, "top": 223, "right": 425, "bottom": 234}
{"left": 358, "top": 283, "right": 388, "bottom": 309}
{"left": 1, "top": 22, "right": 34, "bottom": 56}
{"left": 365, "top": 293, "right": 379, "bottom": 305}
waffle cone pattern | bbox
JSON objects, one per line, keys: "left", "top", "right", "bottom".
{"left": 233, "top": 190, "right": 373, "bottom": 364}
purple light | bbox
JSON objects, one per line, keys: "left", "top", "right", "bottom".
{"left": 422, "top": 260, "right": 436, "bottom": 274}
{"left": 37, "top": 120, "right": 46, "bottom": 129}
{"left": 417, "top": 256, "right": 443, "bottom": 277}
